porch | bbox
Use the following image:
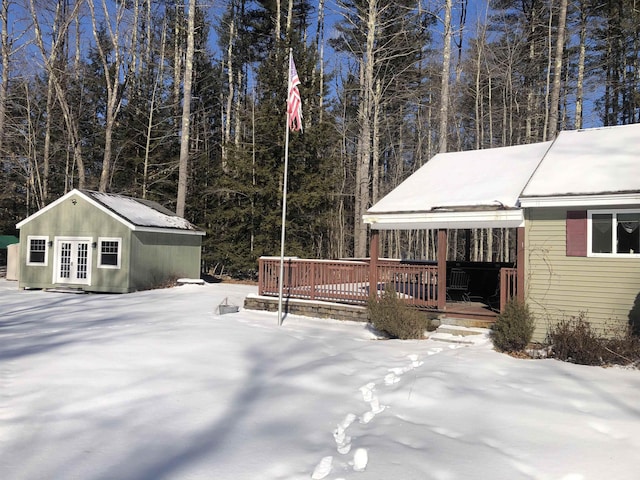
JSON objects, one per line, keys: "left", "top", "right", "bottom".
{"left": 257, "top": 253, "right": 519, "bottom": 323}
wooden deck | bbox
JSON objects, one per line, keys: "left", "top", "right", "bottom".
{"left": 257, "top": 256, "right": 514, "bottom": 326}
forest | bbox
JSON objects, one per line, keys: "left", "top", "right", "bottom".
{"left": 1, "top": 0, "right": 639, "bottom": 278}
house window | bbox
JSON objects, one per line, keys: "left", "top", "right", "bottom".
{"left": 98, "top": 238, "right": 122, "bottom": 268}
{"left": 27, "top": 236, "right": 48, "bottom": 265}
{"left": 588, "top": 210, "right": 640, "bottom": 256}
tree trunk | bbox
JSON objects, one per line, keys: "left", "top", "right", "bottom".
{"left": 439, "top": 0, "right": 452, "bottom": 153}
{"left": 548, "top": 0, "right": 568, "bottom": 139}
{"left": 176, "top": 0, "right": 196, "bottom": 217}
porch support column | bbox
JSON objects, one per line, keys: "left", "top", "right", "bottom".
{"left": 517, "top": 226, "right": 525, "bottom": 303}
{"left": 437, "top": 229, "right": 447, "bottom": 310}
{"left": 369, "top": 229, "right": 379, "bottom": 298}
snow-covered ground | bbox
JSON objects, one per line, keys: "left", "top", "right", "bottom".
{"left": 1, "top": 279, "right": 639, "bottom": 480}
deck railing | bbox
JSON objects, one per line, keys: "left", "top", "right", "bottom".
{"left": 258, "top": 257, "right": 439, "bottom": 308}
{"left": 258, "top": 257, "right": 517, "bottom": 312}
{"left": 500, "top": 267, "right": 518, "bottom": 311}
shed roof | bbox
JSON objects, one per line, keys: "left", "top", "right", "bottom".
{"left": 17, "top": 189, "right": 205, "bottom": 235}
{"left": 0, "top": 235, "right": 19, "bottom": 249}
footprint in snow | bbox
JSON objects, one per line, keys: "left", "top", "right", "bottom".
{"left": 311, "top": 456, "right": 333, "bottom": 479}
{"left": 384, "top": 372, "right": 400, "bottom": 385}
{"left": 333, "top": 424, "right": 352, "bottom": 454}
{"left": 359, "top": 382, "right": 376, "bottom": 402}
{"left": 353, "top": 448, "right": 368, "bottom": 472}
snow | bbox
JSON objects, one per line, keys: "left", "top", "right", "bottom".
{"left": 522, "top": 124, "right": 640, "bottom": 198}
{"left": 1, "top": 278, "right": 639, "bottom": 480}
{"left": 87, "top": 190, "right": 199, "bottom": 231}
{"left": 367, "top": 142, "right": 552, "bottom": 214}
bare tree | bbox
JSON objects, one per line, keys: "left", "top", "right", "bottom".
{"left": 87, "top": 0, "right": 137, "bottom": 192}
{"left": 548, "top": 0, "right": 567, "bottom": 139}
{"left": 29, "top": 0, "right": 86, "bottom": 192}
{"left": 439, "top": 0, "right": 452, "bottom": 153}
{"left": 176, "top": 0, "right": 196, "bottom": 217}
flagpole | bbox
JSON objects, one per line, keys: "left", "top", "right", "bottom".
{"left": 277, "top": 49, "right": 293, "bottom": 326}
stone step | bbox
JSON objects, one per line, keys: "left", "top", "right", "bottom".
{"left": 438, "top": 316, "right": 495, "bottom": 329}
{"left": 427, "top": 324, "right": 491, "bottom": 345}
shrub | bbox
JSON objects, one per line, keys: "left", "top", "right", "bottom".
{"left": 367, "top": 284, "right": 433, "bottom": 339}
{"left": 548, "top": 313, "right": 640, "bottom": 366}
{"left": 628, "top": 292, "right": 640, "bottom": 336}
{"left": 491, "top": 299, "right": 535, "bottom": 352}
{"left": 547, "top": 314, "right": 603, "bottom": 365}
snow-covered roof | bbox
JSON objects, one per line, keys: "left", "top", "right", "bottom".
{"left": 368, "top": 142, "right": 552, "bottom": 214}
{"left": 364, "top": 123, "right": 640, "bottom": 229}
{"left": 363, "top": 142, "right": 552, "bottom": 229}
{"left": 83, "top": 190, "right": 201, "bottom": 232}
{"left": 521, "top": 123, "right": 640, "bottom": 199}
{"left": 17, "top": 189, "right": 205, "bottom": 235}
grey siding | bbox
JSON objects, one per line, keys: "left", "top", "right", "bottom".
{"left": 525, "top": 207, "right": 640, "bottom": 342}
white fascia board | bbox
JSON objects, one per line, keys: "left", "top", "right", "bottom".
{"left": 519, "top": 193, "right": 640, "bottom": 208}
{"left": 16, "top": 189, "right": 82, "bottom": 229}
{"left": 362, "top": 209, "right": 524, "bottom": 230}
{"left": 134, "top": 226, "right": 206, "bottom": 236}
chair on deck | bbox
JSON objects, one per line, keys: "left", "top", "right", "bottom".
{"left": 446, "top": 268, "right": 470, "bottom": 302}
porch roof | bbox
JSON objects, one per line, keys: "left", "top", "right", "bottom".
{"left": 364, "top": 141, "right": 552, "bottom": 230}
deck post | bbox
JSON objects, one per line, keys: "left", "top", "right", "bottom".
{"left": 369, "top": 229, "right": 379, "bottom": 298}
{"left": 517, "top": 226, "right": 525, "bottom": 303}
{"left": 437, "top": 229, "right": 447, "bottom": 310}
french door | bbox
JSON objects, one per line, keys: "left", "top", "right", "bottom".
{"left": 55, "top": 238, "right": 92, "bottom": 285}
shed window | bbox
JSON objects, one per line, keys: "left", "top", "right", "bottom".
{"left": 98, "top": 238, "right": 121, "bottom": 268}
{"left": 588, "top": 210, "right": 640, "bottom": 256}
{"left": 27, "top": 236, "right": 48, "bottom": 265}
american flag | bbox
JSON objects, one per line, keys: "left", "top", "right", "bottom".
{"left": 287, "top": 55, "right": 303, "bottom": 132}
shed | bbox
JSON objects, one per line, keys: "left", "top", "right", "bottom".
{"left": 364, "top": 123, "right": 640, "bottom": 341}
{"left": 16, "top": 189, "right": 205, "bottom": 293}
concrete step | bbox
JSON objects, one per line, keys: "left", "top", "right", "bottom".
{"left": 439, "top": 316, "right": 495, "bottom": 329}
{"left": 427, "top": 324, "right": 491, "bottom": 345}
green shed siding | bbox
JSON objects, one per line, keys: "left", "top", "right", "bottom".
{"left": 525, "top": 207, "right": 640, "bottom": 342}
{"left": 18, "top": 193, "right": 132, "bottom": 290}
{"left": 18, "top": 191, "right": 203, "bottom": 293}
{"left": 129, "top": 231, "right": 201, "bottom": 291}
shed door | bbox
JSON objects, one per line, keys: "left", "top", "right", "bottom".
{"left": 55, "top": 239, "right": 91, "bottom": 285}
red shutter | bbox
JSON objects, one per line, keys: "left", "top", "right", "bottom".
{"left": 566, "top": 211, "right": 587, "bottom": 256}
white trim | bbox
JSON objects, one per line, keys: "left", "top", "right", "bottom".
{"left": 26, "top": 235, "right": 49, "bottom": 266}
{"left": 362, "top": 209, "right": 525, "bottom": 230}
{"left": 520, "top": 192, "right": 640, "bottom": 208}
{"left": 97, "top": 237, "right": 122, "bottom": 269}
{"left": 587, "top": 209, "right": 640, "bottom": 258}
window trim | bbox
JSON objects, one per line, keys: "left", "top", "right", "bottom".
{"left": 26, "top": 235, "right": 49, "bottom": 266}
{"left": 587, "top": 209, "right": 640, "bottom": 257}
{"left": 97, "top": 237, "right": 122, "bottom": 269}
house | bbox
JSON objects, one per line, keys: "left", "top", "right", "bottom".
{"left": 364, "top": 123, "right": 640, "bottom": 341}
{"left": 16, "top": 189, "right": 205, "bottom": 293}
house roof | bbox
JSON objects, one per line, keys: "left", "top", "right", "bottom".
{"left": 17, "top": 189, "right": 205, "bottom": 235}
{"left": 520, "top": 123, "right": 640, "bottom": 206}
{"left": 364, "top": 123, "right": 640, "bottom": 230}
{"left": 363, "top": 142, "right": 552, "bottom": 229}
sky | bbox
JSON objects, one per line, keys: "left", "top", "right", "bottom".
{"left": 1, "top": 278, "right": 639, "bottom": 480}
